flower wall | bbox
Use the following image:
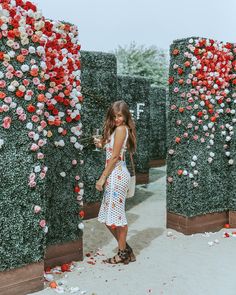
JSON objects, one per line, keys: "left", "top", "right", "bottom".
{"left": 80, "top": 51, "right": 117, "bottom": 203}
{"left": 42, "top": 20, "right": 83, "bottom": 245}
{"left": 0, "top": 0, "right": 48, "bottom": 271}
{"left": 149, "top": 86, "right": 167, "bottom": 161}
{"left": 167, "top": 37, "right": 236, "bottom": 217}
{"left": 117, "top": 75, "right": 151, "bottom": 174}
{"left": 0, "top": 0, "right": 83, "bottom": 270}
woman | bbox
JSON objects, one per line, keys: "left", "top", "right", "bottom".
{"left": 94, "top": 100, "right": 136, "bottom": 264}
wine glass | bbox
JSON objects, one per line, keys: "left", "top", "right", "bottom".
{"left": 92, "top": 128, "right": 102, "bottom": 152}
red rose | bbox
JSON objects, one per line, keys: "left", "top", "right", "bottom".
{"left": 172, "top": 48, "right": 179, "bottom": 56}
{"left": 66, "top": 116, "right": 72, "bottom": 123}
{"left": 27, "top": 104, "right": 36, "bottom": 113}
{"left": 168, "top": 77, "right": 174, "bottom": 84}
{"left": 79, "top": 210, "right": 85, "bottom": 218}
{"left": 61, "top": 264, "right": 70, "bottom": 272}
{"left": 175, "top": 137, "right": 181, "bottom": 143}
{"left": 74, "top": 186, "right": 80, "bottom": 193}
{"left": 16, "top": 90, "right": 24, "bottom": 98}
{"left": 177, "top": 68, "right": 183, "bottom": 75}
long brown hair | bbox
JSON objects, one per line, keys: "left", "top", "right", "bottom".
{"left": 102, "top": 100, "right": 136, "bottom": 153}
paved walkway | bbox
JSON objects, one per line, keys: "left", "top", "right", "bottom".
{"left": 31, "top": 166, "right": 236, "bottom": 295}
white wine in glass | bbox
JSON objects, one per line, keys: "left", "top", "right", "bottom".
{"left": 92, "top": 128, "right": 102, "bottom": 152}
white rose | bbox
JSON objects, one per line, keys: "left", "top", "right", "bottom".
{"left": 8, "top": 85, "right": 15, "bottom": 92}
{"left": 29, "top": 46, "right": 36, "bottom": 54}
{"left": 0, "top": 139, "right": 4, "bottom": 148}
{"left": 78, "top": 223, "right": 84, "bottom": 230}
{"left": 26, "top": 122, "right": 33, "bottom": 130}
{"left": 21, "top": 64, "right": 30, "bottom": 72}
{"left": 208, "top": 157, "right": 213, "bottom": 163}
{"left": 34, "top": 165, "right": 41, "bottom": 173}
{"left": 60, "top": 172, "right": 66, "bottom": 177}
{"left": 192, "top": 155, "right": 197, "bottom": 161}
{"left": 229, "top": 159, "right": 234, "bottom": 165}
{"left": 191, "top": 161, "right": 196, "bottom": 167}
{"left": 70, "top": 136, "right": 77, "bottom": 143}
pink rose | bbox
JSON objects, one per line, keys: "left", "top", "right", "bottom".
{"left": 183, "top": 132, "right": 188, "bottom": 138}
{"left": 28, "top": 131, "right": 35, "bottom": 139}
{"left": 37, "top": 152, "right": 44, "bottom": 160}
{"left": 4, "top": 96, "right": 12, "bottom": 104}
{"left": 29, "top": 173, "right": 36, "bottom": 180}
{"left": 32, "top": 78, "right": 40, "bottom": 85}
{"left": 193, "top": 135, "right": 199, "bottom": 140}
{"left": 19, "top": 114, "right": 26, "bottom": 121}
{"left": 167, "top": 177, "right": 173, "bottom": 183}
{"left": 13, "top": 42, "right": 20, "bottom": 50}
{"left": 40, "top": 120, "right": 47, "bottom": 128}
{"left": 5, "top": 72, "right": 13, "bottom": 79}
{"left": 39, "top": 172, "right": 46, "bottom": 179}
{"left": 23, "top": 79, "right": 30, "bottom": 87}
{"left": 72, "top": 159, "right": 77, "bottom": 165}
{"left": 15, "top": 71, "right": 23, "bottom": 78}
{"left": 2, "top": 116, "right": 12, "bottom": 129}
{"left": 38, "top": 139, "right": 45, "bottom": 147}
{"left": 2, "top": 105, "right": 9, "bottom": 112}
{"left": 39, "top": 219, "right": 46, "bottom": 228}
{"left": 174, "top": 87, "right": 179, "bottom": 93}
{"left": 30, "top": 143, "right": 39, "bottom": 151}
{"left": 75, "top": 175, "right": 80, "bottom": 180}
{"left": 29, "top": 181, "right": 36, "bottom": 188}
{"left": 0, "top": 80, "right": 6, "bottom": 88}
{"left": 31, "top": 115, "right": 39, "bottom": 122}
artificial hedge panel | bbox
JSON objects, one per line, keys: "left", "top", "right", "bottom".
{"left": 149, "top": 86, "right": 167, "bottom": 160}
{"left": 0, "top": 123, "right": 46, "bottom": 271}
{"left": 117, "top": 75, "right": 151, "bottom": 173}
{"left": 167, "top": 37, "right": 233, "bottom": 217}
{"left": 80, "top": 51, "right": 117, "bottom": 203}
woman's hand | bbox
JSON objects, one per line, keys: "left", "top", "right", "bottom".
{"left": 95, "top": 176, "right": 106, "bottom": 191}
{"left": 93, "top": 138, "right": 102, "bottom": 148}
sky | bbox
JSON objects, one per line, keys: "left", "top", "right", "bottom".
{"left": 34, "top": 0, "right": 236, "bottom": 53}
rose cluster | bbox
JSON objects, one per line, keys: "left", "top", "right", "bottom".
{"left": 168, "top": 37, "right": 236, "bottom": 187}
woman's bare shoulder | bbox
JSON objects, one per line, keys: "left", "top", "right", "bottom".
{"left": 115, "top": 125, "right": 128, "bottom": 134}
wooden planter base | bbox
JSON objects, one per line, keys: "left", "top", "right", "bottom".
{"left": 167, "top": 211, "right": 229, "bottom": 235}
{"left": 83, "top": 201, "right": 101, "bottom": 220}
{"left": 0, "top": 262, "right": 44, "bottom": 295}
{"left": 136, "top": 172, "right": 149, "bottom": 184}
{"left": 44, "top": 238, "right": 83, "bottom": 268}
{"left": 149, "top": 159, "right": 166, "bottom": 168}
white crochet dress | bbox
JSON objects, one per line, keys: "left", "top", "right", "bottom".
{"left": 98, "top": 127, "right": 130, "bottom": 227}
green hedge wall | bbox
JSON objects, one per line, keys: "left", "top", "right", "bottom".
{"left": 117, "top": 75, "right": 151, "bottom": 174}
{"left": 149, "top": 86, "right": 167, "bottom": 160}
{"left": 80, "top": 51, "right": 117, "bottom": 203}
{"left": 167, "top": 37, "right": 233, "bottom": 217}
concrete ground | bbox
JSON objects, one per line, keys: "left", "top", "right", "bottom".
{"left": 31, "top": 166, "right": 236, "bottom": 295}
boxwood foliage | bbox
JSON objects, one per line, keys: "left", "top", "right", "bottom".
{"left": 167, "top": 37, "right": 230, "bottom": 217}
{"left": 80, "top": 51, "right": 117, "bottom": 203}
{"left": 0, "top": 41, "right": 46, "bottom": 270}
{"left": 149, "top": 86, "right": 167, "bottom": 160}
{"left": 117, "top": 75, "right": 151, "bottom": 174}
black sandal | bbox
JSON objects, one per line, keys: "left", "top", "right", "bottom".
{"left": 103, "top": 249, "right": 130, "bottom": 265}
{"left": 126, "top": 243, "right": 136, "bottom": 262}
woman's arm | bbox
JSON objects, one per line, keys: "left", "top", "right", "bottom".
{"left": 96, "top": 126, "right": 126, "bottom": 191}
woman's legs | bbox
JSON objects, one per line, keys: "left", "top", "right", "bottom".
{"left": 117, "top": 225, "right": 128, "bottom": 250}
{"left": 106, "top": 224, "right": 127, "bottom": 249}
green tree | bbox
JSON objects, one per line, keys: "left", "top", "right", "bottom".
{"left": 113, "top": 42, "right": 168, "bottom": 87}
